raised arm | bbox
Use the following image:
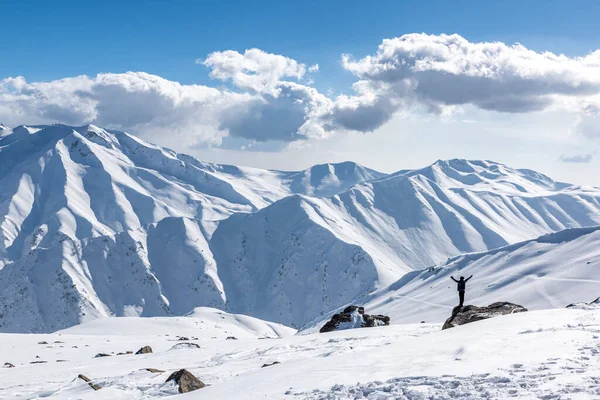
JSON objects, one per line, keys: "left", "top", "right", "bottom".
{"left": 450, "top": 276, "right": 459, "bottom": 283}
{"left": 465, "top": 275, "right": 473, "bottom": 282}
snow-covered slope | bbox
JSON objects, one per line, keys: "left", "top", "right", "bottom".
{"left": 58, "top": 307, "right": 295, "bottom": 338}
{"left": 339, "top": 225, "right": 600, "bottom": 327}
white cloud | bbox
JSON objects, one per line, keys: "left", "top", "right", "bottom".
{"left": 201, "top": 48, "right": 306, "bottom": 94}
{"left": 5, "top": 34, "right": 600, "bottom": 149}
{"left": 336, "top": 33, "right": 600, "bottom": 132}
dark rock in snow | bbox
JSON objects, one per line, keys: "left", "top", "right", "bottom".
{"left": 165, "top": 369, "right": 206, "bottom": 393}
{"left": 566, "top": 296, "right": 600, "bottom": 310}
{"left": 442, "top": 302, "right": 528, "bottom": 330}
{"left": 94, "top": 353, "right": 111, "bottom": 358}
{"left": 135, "top": 346, "right": 153, "bottom": 355}
{"left": 30, "top": 361, "right": 47, "bottom": 364}
{"left": 226, "top": 336, "right": 238, "bottom": 340}
{"left": 364, "top": 314, "right": 391, "bottom": 327}
{"left": 3, "top": 362, "right": 15, "bottom": 368}
{"left": 37, "top": 341, "right": 48, "bottom": 345}
{"left": 261, "top": 361, "right": 280, "bottom": 368}
{"left": 144, "top": 368, "right": 165, "bottom": 373}
{"left": 320, "top": 305, "right": 390, "bottom": 333}
{"left": 78, "top": 374, "right": 101, "bottom": 390}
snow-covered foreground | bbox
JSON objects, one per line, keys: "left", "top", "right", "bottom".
{"left": 1, "top": 308, "right": 599, "bottom": 399}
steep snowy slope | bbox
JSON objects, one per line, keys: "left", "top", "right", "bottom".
{"left": 0, "top": 212, "right": 380, "bottom": 332}
{"left": 0, "top": 124, "right": 380, "bottom": 267}
{"left": 336, "top": 225, "right": 600, "bottom": 327}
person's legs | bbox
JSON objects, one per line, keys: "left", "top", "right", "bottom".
{"left": 459, "top": 291, "right": 465, "bottom": 307}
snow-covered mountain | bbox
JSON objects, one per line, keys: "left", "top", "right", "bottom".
{"left": 1, "top": 123, "right": 600, "bottom": 333}
{"left": 0, "top": 124, "right": 381, "bottom": 268}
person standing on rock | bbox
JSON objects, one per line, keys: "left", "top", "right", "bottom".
{"left": 451, "top": 275, "right": 473, "bottom": 307}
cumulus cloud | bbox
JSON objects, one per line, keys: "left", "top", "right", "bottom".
{"left": 5, "top": 34, "right": 600, "bottom": 148}
{"left": 337, "top": 33, "right": 600, "bottom": 132}
{"left": 558, "top": 153, "right": 594, "bottom": 163}
{"left": 201, "top": 48, "right": 306, "bottom": 94}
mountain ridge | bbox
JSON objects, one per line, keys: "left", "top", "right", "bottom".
{"left": 1, "top": 123, "right": 600, "bottom": 332}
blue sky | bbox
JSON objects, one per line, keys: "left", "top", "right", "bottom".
{"left": 2, "top": 0, "right": 600, "bottom": 184}
{"left": 3, "top": 0, "right": 600, "bottom": 87}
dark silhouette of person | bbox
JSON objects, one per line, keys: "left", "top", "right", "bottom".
{"left": 451, "top": 275, "right": 473, "bottom": 307}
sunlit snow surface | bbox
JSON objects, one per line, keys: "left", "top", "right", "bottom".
{"left": 0, "top": 309, "right": 599, "bottom": 399}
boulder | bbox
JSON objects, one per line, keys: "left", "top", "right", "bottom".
{"left": 165, "top": 369, "right": 206, "bottom": 393}
{"left": 320, "top": 305, "right": 390, "bottom": 333}
{"left": 442, "top": 302, "right": 527, "bottom": 330}
{"left": 135, "top": 346, "right": 153, "bottom": 355}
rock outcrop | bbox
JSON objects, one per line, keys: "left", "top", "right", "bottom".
{"left": 442, "top": 302, "right": 527, "bottom": 330}
{"left": 320, "top": 306, "right": 390, "bottom": 333}
{"left": 165, "top": 369, "right": 206, "bottom": 393}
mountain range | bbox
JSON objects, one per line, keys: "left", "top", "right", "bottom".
{"left": 1, "top": 123, "right": 599, "bottom": 332}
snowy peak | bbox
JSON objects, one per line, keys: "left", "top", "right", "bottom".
{"left": 285, "top": 161, "right": 385, "bottom": 197}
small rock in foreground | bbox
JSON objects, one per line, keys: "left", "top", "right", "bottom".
{"left": 261, "top": 361, "right": 280, "bottom": 368}
{"left": 136, "top": 346, "right": 153, "bottom": 355}
{"left": 165, "top": 369, "right": 206, "bottom": 393}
